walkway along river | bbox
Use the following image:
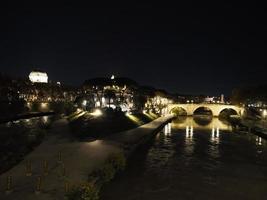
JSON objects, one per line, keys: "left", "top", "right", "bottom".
{"left": 101, "top": 116, "right": 267, "bottom": 200}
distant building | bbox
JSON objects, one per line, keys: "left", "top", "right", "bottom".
{"left": 29, "top": 70, "right": 48, "bottom": 83}
{"left": 205, "top": 96, "right": 214, "bottom": 103}
{"left": 221, "top": 94, "right": 224, "bottom": 103}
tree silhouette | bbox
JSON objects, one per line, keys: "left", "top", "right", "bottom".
{"left": 104, "top": 89, "right": 116, "bottom": 108}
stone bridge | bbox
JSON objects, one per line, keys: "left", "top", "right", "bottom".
{"left": 167, "top": 103, "right": 244, "bottom": 117}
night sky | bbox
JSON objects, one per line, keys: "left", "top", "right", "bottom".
{"left": 0, "top": 3, "right": 266, "bottom": 95}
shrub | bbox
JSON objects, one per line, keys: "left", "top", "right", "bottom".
{"left": 89, "top": 152, "right": 126, "bottom": 186}
{"left": 66, "top": 182, "right": 99, "bottom": 200}
{"left": 107, "top": 152, "right": 126, "bottom": 172}
{"left": 98, "top": 163, "right": 116, "bottom": 183}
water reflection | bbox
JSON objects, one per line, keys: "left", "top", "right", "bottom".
{"left": 163, "top": 123, "right": 171, "bottom": 135}
{"left": 42, "top": 116, "right": 49, "bottom": 123}
{"left": 186, "top": 125, "right": 194, "bottom": 139}
{"left": 101, "top": 116, "right": 267, "bottom": 200}
{"left": 256, "top": 136, "right": 263, "bottom": 146}
{"left": 193, "top": 115, "right": 212, "bottom": 126}
{"left": 211, "top": 127, "right": 220, "bottom": 143}
{"left": 173, "top": 115, "right": 187, "bottom": 124}
{"left": 0, "top": 115, "right": 55, "bottom": 175}
{"left": 172, "top": 116, "right": 232, "bottom": 132}
{"left": 1, "top": 115, "right": 54, "bottom": 130}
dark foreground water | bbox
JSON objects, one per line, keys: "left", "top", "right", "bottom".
{"left": 0, "top": 115, "right": 55, "bottom": 173}
{"left": 101, "top": 116, "right": 267, "bottom": 200}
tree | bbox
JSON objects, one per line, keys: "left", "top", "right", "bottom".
{"left": 104, "top": 89, "right": 116, "bottom": 108}
{"left": 83, "top": 78, "right": 111, "bottom": 107}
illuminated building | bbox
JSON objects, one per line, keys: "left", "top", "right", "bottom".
{"left": 29, "top": 70, "right": 48, "bottom": 83}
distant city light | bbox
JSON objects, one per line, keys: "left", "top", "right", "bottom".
{"left": 111, "top": 75, "right": 115, "bottom": 80}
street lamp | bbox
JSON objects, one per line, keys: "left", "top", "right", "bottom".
{"left": 263, "top": 109, "right": 267, "bottom": 119}
{"left": 82, "top": 100, "right": 87, "bottom": 106}
{"left": 91, "top": 109, "right": 102, "bottom": 116}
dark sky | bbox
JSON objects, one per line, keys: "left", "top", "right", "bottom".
{"left": 0, "top": 2, "right": 266, "bottom": 95}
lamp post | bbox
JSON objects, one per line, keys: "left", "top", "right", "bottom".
{"left": 263, "top": 109, "right": 267, "bottom": 119}
{"left": 82, "top": 100, "right": 87, "bottom": 110}
{"left": 262, "top": 109, "right": 267, "bottom": 129}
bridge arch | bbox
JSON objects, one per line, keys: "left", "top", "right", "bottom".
{"left": 193, "top": 115, "right": 213, "bottom": 126}
{"left": 170, "top": 107, "right": 187, "bottom": 116}
{"left": 193, "top": 106, "right": 213, "bottom": 116}
{"left": 218, "top": 108, "right": 238, "bottom": 117}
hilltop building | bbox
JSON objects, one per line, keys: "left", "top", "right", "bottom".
{"left": 29, "top": 70, "right": 48, "bottom": 83}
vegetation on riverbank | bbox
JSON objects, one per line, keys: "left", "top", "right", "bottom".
{"left": 69, "top": 109, "right": 159, "bottom": 138}
{"left": 67, "top": 152, "right": 126, "bottom": 200}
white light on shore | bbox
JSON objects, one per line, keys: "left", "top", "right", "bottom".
{"left": 41, "top": 102, "right": 48, "bottom": 108}
{"left": 91, "top": 109, "right": 102, "bottom": 116}
{"left": 82, "top": 100, "right": 87, "bottom": 106}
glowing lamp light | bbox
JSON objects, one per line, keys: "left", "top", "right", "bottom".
{"left": 126, "top": 111, "right": 132, "bottom": 115}
{"left": 91, "top": 109, "right": 102, "bottom": 116}
{"left": 96, "top": 101, "right": 101, "bottom": 107}
{"left": 82, "top": 100, "right": 87, "bottom": 106}
{"left": 41, "top": 102, "right": 48, "bottom": 108}
{"left": 111, "top": 75, "right": 115, "bottom": 80}
{"left": 42, "top": 116, "right": 48, "bottom": 123}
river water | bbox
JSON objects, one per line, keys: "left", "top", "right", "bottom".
{"left": 101, "top": 116, "right": 267, "bottom": 200}
{"left": 0, "top": 115, "right": 55, "bottom": 173}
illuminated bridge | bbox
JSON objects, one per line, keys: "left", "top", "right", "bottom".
{"left": 167, "top": 103, "right": 244, "bottom": 117}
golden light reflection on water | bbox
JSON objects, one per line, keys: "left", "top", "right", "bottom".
{"left": 172, "top": 116, "right": 232, "bottom": 132}
{"left": 256, "top": 136, "right": 263, "bottom": 146}
{"left": 186, "top": 125, "right": 194, "bottom": 139}
{"left": 166, "top": 116, "right": 231, "bottom": 149}
{"left": 163, "top": 123, "right": 171, "bottom": 136}
{"left": 211, "top": 127, "right": 220, "bottom": 143}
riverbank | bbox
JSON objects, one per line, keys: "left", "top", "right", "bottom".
{"left": 69, "top": 110, "right": 159, "bottom": 138}
{"left": 0, "top": 114, "right": 174, "bottom": 200}
{"left": 0, "top": 115, "right": 56, "bottom": 174}
{"left": 0, "top": 111, "right": 55, "bottom": 124}
{"left": 238, "top": 118, "right": 267, "bottom": 139}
